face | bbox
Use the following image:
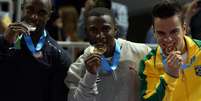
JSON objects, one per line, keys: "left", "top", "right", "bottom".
{"left": 22, "top": 0, "right": 51, "bottom": 30}
{"left": 154, "top": 15, "right": 187, "bottom": 56}
{"left": 86, "top": 15, "right": 116, "bottom": 55}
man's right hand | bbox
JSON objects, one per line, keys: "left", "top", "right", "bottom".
{"left": 165, "top": 51, "right": 183, "bottom": 78}
{"left": 85, "top": 53, "right": 102, "bottom": 75}
{"left": 4, "top": 23, "right": 28, "bottom": 44}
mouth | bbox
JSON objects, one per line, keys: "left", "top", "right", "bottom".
{"left": 22, "top": 21, "right": 37, "bottom": 31}
{"left": 93, "top": 43, "right": 107, "bottom": 54}
{"left": 161, "top": 42, "right": 177, "bottom": 55}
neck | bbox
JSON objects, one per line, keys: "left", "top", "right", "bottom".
{"left": 30, "top": 28, "right": 44, "bottom": 44}
{"left": 180, "top": 38, "right": 187, "bottom": 54}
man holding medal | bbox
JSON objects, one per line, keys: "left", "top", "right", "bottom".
{"left": 139, "top": 0, "right": 201, "bottom": 101}
{"left": 0, "top": 0, "right": 71, "bottom": 101}
{"left": 65, "top": 7, "right": 151, "bottom": 101}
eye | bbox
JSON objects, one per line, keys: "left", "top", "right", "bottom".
{"left": 25, "top": 6, "right": 33, "bottom": 14}
{"left": 102, "top": 25, "right": 111, "bottom": 33}
{"left": 170, "top": 29, "right": 180, "bottom": 36}
{"left": 38, "top": 10, "right": 49, "bottom": 16}
{"left": 155, "top": 31, "right": 165, "bottom": 36}
{"left": 88, "top": 26, "right": 98, "bottom": 36}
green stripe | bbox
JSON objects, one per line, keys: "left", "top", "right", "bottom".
{"left": 139, "top": 49, "right": 167, "bottom": 101}
{"left": 139, "top": 49, "right": 156, "bottom": 100}
{"left": 145, "top": 78, "right": 167, "bottom": 101}
{"left": 193, "top": 39, "right": 201, "bottom": 48}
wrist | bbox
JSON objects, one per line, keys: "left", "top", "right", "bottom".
{"left": 164, "top": 65, "right": 180, "bottom": 78}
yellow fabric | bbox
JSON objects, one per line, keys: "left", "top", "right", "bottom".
{"left": 1, "top": 15, "right": 11, "bottom": 28}
{"left": 143, "top": 36, "right": 201, "bottom": 101}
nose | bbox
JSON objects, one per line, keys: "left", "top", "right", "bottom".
{"left": 96, "top": 32, "right": 105, "bottom": 39}
{"left": 163, "top": 36, "right": 173, "bottom": 42}
{"left": 31, "top": 13, "right": 39, "bottom": 20}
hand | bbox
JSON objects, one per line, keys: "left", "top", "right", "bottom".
{"left": 165, "top": 51, "right": 183, "bottom": 78}
{"left": 4, "top": 22, "right": 29, "bottom": 44}
{"left": 85, "top": 53, "right": 102, "bottom": 75}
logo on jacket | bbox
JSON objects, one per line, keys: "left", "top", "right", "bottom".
{"left": 195, "top": 66, "right": 201, "bottom": 76}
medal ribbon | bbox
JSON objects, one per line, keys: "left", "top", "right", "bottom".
{"left": 23, "top": 30, "right": 47, "bottom": 56}
{"left": 100, "top": 39, "right": 121, "bottom": 73}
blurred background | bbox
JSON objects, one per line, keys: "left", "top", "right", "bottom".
{"left": 0, "top": 0, "right": 191, "bottom": 42}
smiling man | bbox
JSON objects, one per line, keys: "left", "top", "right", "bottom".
{"left": 65, "top": 7, "right": 151, "bottom": 101}
{"left": 0, "top": 0, "right": 71, "bottom": 101}
{"left": 139, "top": 0, "right": 201, "bottom": 101}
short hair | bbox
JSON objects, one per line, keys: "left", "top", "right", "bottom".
{"left": 22, "top": 0, "right": 53, "bottom": 10}
{"left": 95, "top": 0, "right": 112, "bottom": 9}
{"left": 86, "top": 7, "right": 116, "bottom": 25}
{"left": 152, "top": 0, "right": 184, "bottom": 24}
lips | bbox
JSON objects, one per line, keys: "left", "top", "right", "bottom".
{"left": 161, "top": 42, "right": 177, "bottom": 55}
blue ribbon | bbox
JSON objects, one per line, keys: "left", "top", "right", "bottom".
{"left": 100, "top": 39, "right": 121, "bottom": 73}
{"left": 23, "top": 30, "right": 47, "bottom": 56}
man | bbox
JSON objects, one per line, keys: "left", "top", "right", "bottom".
{"left": 78, "top": 0, "right": 128, "bottom": 40}
{"left": 139, "top": 1, "right": 201, "bottom": 101}
{"left": 65, "top": 7, "right": 151, "bottom": 101}
{"left": 0, "top": 0, "right": 71, "bottom": 101}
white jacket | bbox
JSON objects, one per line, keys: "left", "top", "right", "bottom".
{"left": 65, "top": 38, "right": 151, "bottom": 101}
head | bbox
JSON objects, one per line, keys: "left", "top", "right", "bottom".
{"left": 21, "top": 0, "right": 53, "bottom": 31}
{"left": 152, "top": 0, "right": 187, "bottom": 55}
{"left": 85, "top": 7, "right": 117, "bottom": 56}
{"left": 84, "top": 0, "right": 111, "bottom": 16}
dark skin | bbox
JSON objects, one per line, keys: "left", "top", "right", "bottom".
{"left": 85, "top": 15, "right": 117, "bottom": 74}
{"left": 4, "top": 0, "right": 52, "bottom": 44}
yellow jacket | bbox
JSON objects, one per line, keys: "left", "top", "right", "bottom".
{"left": 139, "top": 36, "right": 201, "bottom": 101}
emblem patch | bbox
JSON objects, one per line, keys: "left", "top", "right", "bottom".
{"left": 195, "top": 66, "right": 201, "bottom": 76}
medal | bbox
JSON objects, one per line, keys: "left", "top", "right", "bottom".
{"left": 33, "top": 51, "right": 43, "bottom": 59}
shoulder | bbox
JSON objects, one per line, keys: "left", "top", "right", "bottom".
{"left": 118, "top": 38, "right": 151, "bottom": 53}
{"left": 192, "top": 39, "right": 201, "bottom": 48}
{"left": 45, "top": 35, "right": 71, "bottom": 61}
{"left": 139, "top": 49, "right": 157, "bottom": 73}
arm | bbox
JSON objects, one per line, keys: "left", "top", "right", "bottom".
{"left": 0, "top": 22, "right": 29, "bottom": 61}
{"left": 139, "top": 52, "right": 178, "bottom": 101}
{"left": 64, "top": 50, "right": 98, "bottom": 101}
{"left": 0, "top": 35, "right": 14, "bottom": 61}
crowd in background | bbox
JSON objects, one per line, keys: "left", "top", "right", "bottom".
{"left": 1, "top": 0, "right": 201, "bottom": 101}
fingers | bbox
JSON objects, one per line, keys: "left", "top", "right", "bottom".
{"left": 4, "top": 22, "right": 30, "bottom": 43}
{"left": 166, "top": 51, "right": 183, "bottom": 69}
{"left": 85, "top": 53, "right": 102, "bottom": 74}
{"left": 8, "top": 23, "right": 29, "bottom": 34}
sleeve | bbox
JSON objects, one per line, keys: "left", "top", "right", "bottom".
{"left": 49, "top": 47, "right": 72, "bottom": 101}
{"left": 64, "top": 51, "right": 98, "bottom": 101}
{"left": 0, "top": 35, "right": 14, "bottom": 61}
{"left": 139, "top": 55, "right": 178, "bottom": 101}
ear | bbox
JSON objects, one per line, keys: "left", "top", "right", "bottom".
{"left": 114, "top": 25, "right": 119, "bottom": 38}
{"left": 182, "top": 22, "right": 189, "bottom": 35}
{"left": 151, "top": 25, "right": 157, "bottom": 39}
